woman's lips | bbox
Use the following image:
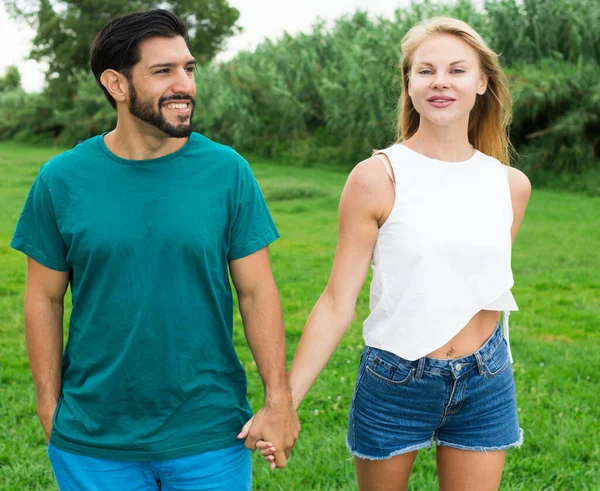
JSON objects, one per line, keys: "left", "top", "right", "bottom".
{"left": 427, "top": 97, "right": 456, "bottom": 108}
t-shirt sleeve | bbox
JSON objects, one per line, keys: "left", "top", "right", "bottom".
{"left": 10, "top": 168, "right": 69, "bottom": 272}
{"left": 228, "top": 158, "right": 279, "bottom": 261}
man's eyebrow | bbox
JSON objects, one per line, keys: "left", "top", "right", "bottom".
{"left": 148, "top": 59, "right": 197, "bottom": 70}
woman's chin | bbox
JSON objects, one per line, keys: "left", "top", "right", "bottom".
{"left": 419, "top": 112, "right": 467, "bottom": 128}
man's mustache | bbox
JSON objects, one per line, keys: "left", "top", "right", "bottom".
{"left": 160, "top": 95, "right": 195, "bottom": 106}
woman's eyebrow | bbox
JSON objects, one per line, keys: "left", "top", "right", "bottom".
{"left": 415, "top": 60, "right": 470, "bottom": 67}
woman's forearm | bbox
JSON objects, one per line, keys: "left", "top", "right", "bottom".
{"left": 288, "top": 291, "right": 355, "bottom": 410}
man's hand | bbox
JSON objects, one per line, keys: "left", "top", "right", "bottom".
{"left": 238, "top": 397, "right": 300, "bottom": 468}
{"left": 37, "top": 402, "right": 56, "bottom": 442}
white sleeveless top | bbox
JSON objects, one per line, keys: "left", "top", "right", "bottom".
{"left": 364, "top": 144, "right": 518, "bottom": 361}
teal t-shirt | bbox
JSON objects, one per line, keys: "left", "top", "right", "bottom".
{"left": 11, "top": 133, "right": 279, "bottom": 460}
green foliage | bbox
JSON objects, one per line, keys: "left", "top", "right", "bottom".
{"left": 484, "top": 0, "right": 600, "bottom": 66}
{"left": 0, "top": 90, "right": 60, "bottom": 142}
{"left": 5, "top": 0, "right": 241, "bottom": 101}
{"left": 0, "top": 66, "right": 22, "bottom": 92}
{"left": 508, "top": 59, "right": 600, "bottom": 174}
{"left": 192, "top": 0, "right": 600, "bottom": 175}
{"left": 51, "top": 71, "right": 118, "bottom": 144}
{"left": 3, "top": 0, "right": 600, "bottom": 184}
{"left": 0, "top": 70, "right": 117, "bottom": 145}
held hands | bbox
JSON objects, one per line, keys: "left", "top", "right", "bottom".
{"left": 237, "top": 398, "right": 300, "bottom": 469}
{"left": 255, "top": 438, "right": 278, "bottom": 467}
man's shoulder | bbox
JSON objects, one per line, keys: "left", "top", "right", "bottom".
{"left": 40, "top": 136, "right": 102, "bottom": 180}
{"left": 189, "top": 132, "right": 247, "bottom": 167}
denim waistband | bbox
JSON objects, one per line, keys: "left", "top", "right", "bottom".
{"left": 403, "top": 322, "right": 505, "bottom": 378}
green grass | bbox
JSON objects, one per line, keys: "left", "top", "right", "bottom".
{"left": 1, "top": 143, "right": 599, "bottom": 490}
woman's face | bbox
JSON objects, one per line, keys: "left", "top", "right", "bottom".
{"left": 408, "top": 34, "right": 488, "bottom": 129}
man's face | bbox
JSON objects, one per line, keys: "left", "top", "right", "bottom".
{"left": 127, "top": 36, "right": 196, "bottom": 138}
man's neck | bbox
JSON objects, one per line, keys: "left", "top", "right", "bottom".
{"left": 105, "top": 120, "right": 189, "bottom": 161}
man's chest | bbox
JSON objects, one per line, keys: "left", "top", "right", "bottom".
{"left": 56, "top": 179, "right": 233, "bottom": 266}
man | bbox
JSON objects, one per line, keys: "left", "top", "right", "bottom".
{"left": 11, "top": 9, "right": 299, "bottom": 490}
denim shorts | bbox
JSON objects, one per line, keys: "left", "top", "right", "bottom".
{"left": 347, "top": 323, "right": 523, "bottom": 459}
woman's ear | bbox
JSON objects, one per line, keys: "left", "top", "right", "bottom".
{"left": 477, "top": 74, "right": 489, "bottom": 96}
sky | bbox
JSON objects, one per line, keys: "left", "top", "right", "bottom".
{"left": 0, "top": 0, "right": 411, "bottom": 93}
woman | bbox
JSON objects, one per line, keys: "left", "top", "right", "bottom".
{"left": 257, "top": 17, "right": 531, "bottom": 490}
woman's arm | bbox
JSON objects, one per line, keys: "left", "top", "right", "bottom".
{"left": 288, "top": 156, "right": 394, "bottom": 409}
{"left": 507, "top": 167, "right": 532, "bottom": 244}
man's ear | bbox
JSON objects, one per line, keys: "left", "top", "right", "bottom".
{"left": 100, "top": 69, "right": 129, "bottom": 105}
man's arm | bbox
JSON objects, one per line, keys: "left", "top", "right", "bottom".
{"left": 24, "top": 257, "right": 69, "bottom": 441}
{"left": 229, "top": 247, "right": 299, "bottom": 468}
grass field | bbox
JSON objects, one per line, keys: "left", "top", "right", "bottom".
{"left": 1, "top": 142, "right": 599, "bottom": 490}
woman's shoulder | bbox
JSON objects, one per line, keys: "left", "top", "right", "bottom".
{"left": 506, "top": 166, "right": 532, "bottom": 201}
{"left": 341, "top": 155, "right": 395, "bottom": 217}
{"left": 477, "top": 152, "right": 531, "bottom": 198}
{"left": 348, "top": 154, "right": 395, "bottom": 189}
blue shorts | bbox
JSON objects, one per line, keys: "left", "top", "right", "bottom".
{"left": 347, "top": 323, "right": 523, "bottom": 459}
{"left": 48, "top": 442, "right": 251, "bottom": 490}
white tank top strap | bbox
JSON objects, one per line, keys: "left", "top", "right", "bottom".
{"left": 373, "top": 152, "right": 395, "bottom": 184}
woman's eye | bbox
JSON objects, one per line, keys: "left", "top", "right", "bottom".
{"left": 452, "top": 68, "right": 465, "bottom": 74}
{"left": 419, "top": 70, "right": 433, "bottom": 75}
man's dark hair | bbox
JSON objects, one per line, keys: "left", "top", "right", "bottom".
{"left": 90, "top": 9, "right": 190, "bottom": 109}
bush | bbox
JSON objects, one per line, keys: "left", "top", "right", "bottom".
{"left": 3, "top": 0, "right": 599, "bottom": 190}
{"left": 0, "top": 90, "right": 61, "bottom": 142}
{"left": 509, "top": 60, "right": 600, "bottom": 174}
{"left": 192, "top": 0, "right": 599, "bottom": 176}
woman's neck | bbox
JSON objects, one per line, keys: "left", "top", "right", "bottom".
{"left": 410, "top": 120, "right": 473, "bottom": 162}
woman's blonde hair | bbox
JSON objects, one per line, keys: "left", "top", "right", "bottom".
{"left": 398, "top": 17, "right": 513, "bottom": 165}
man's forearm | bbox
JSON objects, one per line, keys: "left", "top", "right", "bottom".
{"left": 236, "top": 276, "right": 300, "bottom": 467}
{"left": 238, "top": 285, "right": 290, "bottom": 401}
{"left": 24, "top": 294, "right": 64, "bottom": 414}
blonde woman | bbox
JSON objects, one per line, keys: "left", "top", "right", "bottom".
{"left": 252, "top": 16, "right": 531, "bottom": 489}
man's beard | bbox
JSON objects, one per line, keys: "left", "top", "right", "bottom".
{"left": 128, "top": 83, "right": 195, "bottom": 138}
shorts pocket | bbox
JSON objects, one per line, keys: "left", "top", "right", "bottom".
{"left": 484, "top": 339, "right": 510, "bottom": 377}
{"left": 351, "top": 349, "right": 370, "bottom": 404}
{"left": 365, "top": 349, "right": 415, "bottom": 386}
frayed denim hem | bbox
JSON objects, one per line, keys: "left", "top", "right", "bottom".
{"left": 346, "top": 435, "right": 433, "bottom": 461}
{"left": 435, "top": 428, "right": 524, "bottom": 452}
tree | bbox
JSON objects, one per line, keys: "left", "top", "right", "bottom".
{"left": 5, "top": 0, "right": 240, "bottom": 101}
{"left": 0, "top": 65, "right": 22, "bottom": 92}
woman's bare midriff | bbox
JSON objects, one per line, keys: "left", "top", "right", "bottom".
{"left": 427, "top": 310, "right": 501, "bottom": 359}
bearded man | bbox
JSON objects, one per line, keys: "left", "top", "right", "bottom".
{"left": 11, "top": 9, "right": 298, "bottom": 490}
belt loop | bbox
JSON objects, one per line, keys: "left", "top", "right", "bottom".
{"left": 415, "top": 357, "right": 426, "bottom": 380}
{"left": 474, "top": 351, "right": 485, "bottom": 375}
